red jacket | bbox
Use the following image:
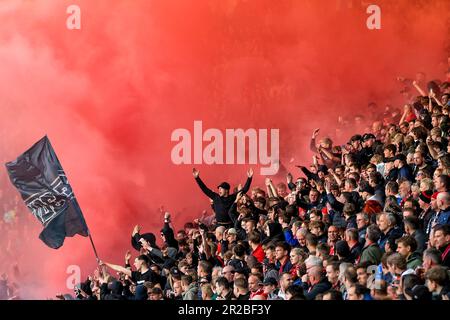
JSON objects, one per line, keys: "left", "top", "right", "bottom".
{"left": 252, "top": 244, "right": 265, "bottom": 263}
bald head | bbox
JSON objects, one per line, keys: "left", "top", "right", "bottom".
{"left": 222, "top": 265, "right": 235, "bottom": 274}
{"left": 216, "top": 226, "right": 225, "bottom": 234}
{"left": 305, "top": 255, "right": 322, "bottom": 269}
{"left": 215, "top": 226, "right": 226, "bottom": 240}
{"left": 309, "top": 266, "right": 322, "bottom": 277}
{"left": 308, "top": 266, "right": 323, "bottom": 285}
{"left": 437, "top": 192, "right": 450, "bottom": 210}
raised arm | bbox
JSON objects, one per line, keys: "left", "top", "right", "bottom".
{"left": 398, "top": 107, "right": 408, "bottom": 126}
{"left": 100, "top": 261, "right": 132, "bottom": 277}
{"left": 287, "top": 173, "right": 296, "bottom": 191}
{"left": 426, "top": 137, "right": 440, "bottom": 160}
{"left": 265, "top": 178, "right": 277, "bottom": 198}
{"left": 297, "top": 165, "right": 318, "bottom": 182}
{"left": 228, "top": 201, "right": 239, "bottom": 224}
{"left": 326, "top": 189, "right": 344, "bottom": 213}
{"left": 319, "top": 146, "right": 340, "bottom": 163}
{"left": 193, "top": 168, "right": 217, "bottom": 199}
{"left": 412, "top": 80, "right": 427, "bottom": 97}
{"left": 199, "top": 228, "right": 211, "bottom": 260}
{"left": 328, "top": 168, "right": 342, "bottom": 187}
{"left": 310, "top": 128, "right": 320, "bottom": 153}
{"left": 429, "top": 89, "right": 443, "bottom": 107}
{"left": 237, "top": 168, "right": 253, "bottom": 195}
{"left": 312, "top": 155, "right": 319, "bottom": 171}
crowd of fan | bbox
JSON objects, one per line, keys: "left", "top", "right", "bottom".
{"left": 56, "top": 69, "right": 450, "bottom": 301}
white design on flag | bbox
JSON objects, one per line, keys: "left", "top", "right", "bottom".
{"left": 24, "top": 171, "right": 74, "bottom": 226}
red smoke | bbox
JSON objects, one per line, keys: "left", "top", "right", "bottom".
{"left": 0, "top": 0, "right": 448, "bottom": 298}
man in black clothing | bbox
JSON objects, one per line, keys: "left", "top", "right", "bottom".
{"left": 193, "top": 168, "right": 253, "bottom": 228}
{"left": 360, "top": 133, "right": 382, "bottom": 163}
{"left": 101, "top": 255, "right": 161, "bottom": 286}
{"left": 233, "top": 278, "right": 251, "bottom": 300}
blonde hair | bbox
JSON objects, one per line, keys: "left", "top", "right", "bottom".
{"left": 393, "top": 133, "right": 404, "bottom": 145}
{"left": 420, "top": 178, "right": 434, "bottom": 192}
{"left": 430, "top": 127, "right": 442, "bottom": 138}
{"left": 370, "top": 154, "right": 383, "bottom": 164}
{"left": 201, "top": 284, "right": 214, "bottom": 299}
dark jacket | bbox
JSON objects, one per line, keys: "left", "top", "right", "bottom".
{"left": 100, "top": 281, "right": 126, "bottom": 300}
{"left": 262, "top": 222, "right": 285, "bottom": 245}
{"left": 161, "top": 222, "right": 178, "bottom": 250}
{"left": 358, "top": 226, "right": 367, "bottom": 246}
{"left": 397, "top": 165, "right": 414, "bottom": 182}
{"left": 346, "top": 215, "right": 358, "bottom": 230}
{"left": 195, "top": 176, "right": 252, "bottom": 224}
{"left": 276, "top": 257, "right": 293, "bottom": 274}
{"left": 133, "top": 285, "right": 148, "bottom": 300}
{"left": 411, "top": 229, "right": 427, "bottom": 254}
{"left": 236, "top": 292, "right": 251, "bottom": 300}
{"left": 378, "top": 227, "right": 403, "bottom": 253}
{"left": 303, "top": 277, "right": 331, "bottom": 300}
{"left": 349, "top": 242, "right": 362, "bottom": 263}
{"left": 439, "top": 243, "right": 450, "bottom": 268}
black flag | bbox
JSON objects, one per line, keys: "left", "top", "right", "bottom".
{"left": 5, "top": 136, "right": 88, "bottom": 249}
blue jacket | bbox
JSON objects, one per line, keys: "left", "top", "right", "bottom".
{"left": 397, "top": 165, "right": 414, "bottom": 182}
{"left": 436, "top": 208, "right": 450, "bottom": 226}
{"left": 284, "top": 229, "right": 299, "bottom": 247}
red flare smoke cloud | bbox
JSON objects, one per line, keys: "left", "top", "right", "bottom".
{"left": 0, "top": 0, "right": 448, "bottom": 298}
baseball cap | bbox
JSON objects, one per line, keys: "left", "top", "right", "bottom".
{"left": 362, "top": 133, "right": 376, "bottom": 141}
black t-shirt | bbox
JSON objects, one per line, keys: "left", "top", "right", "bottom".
{"left": 131, "top": 269, "right": 159, "bottom": 286}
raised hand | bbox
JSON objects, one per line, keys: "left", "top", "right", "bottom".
{"left": 235, "top": 191, "right": 243, "bottom": 203}
{"left": 164, "top": 211, "right": 171, "bottom": 220}
{"left": 132, "top": 225, "right": 141, "bottom": 236}
{"left": 265, "top": 178, "right": 272, "bottom": 186}
{"left": 192, "top": 168, "right": 200, "bottom": 178}
{"left": 429, "top": 89, "right": 435, "bottom": 98}
{"left": 287, "top": 173, "right": 293, "bottom": 184}
{"left": 247, "top": 168, "right": 254, "bottom": 178}
{"left": 125, "top": 250, "right": 131, "bottom": 262}
{"left": 140, "top": 239, "right": 150, "bottom": 250}
{"left": 312, "top": 128, "right": 320, "bottom": 138}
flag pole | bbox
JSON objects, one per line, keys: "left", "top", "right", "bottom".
{"left": 87, "top": 229, "right": 100, "bottom": 263}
